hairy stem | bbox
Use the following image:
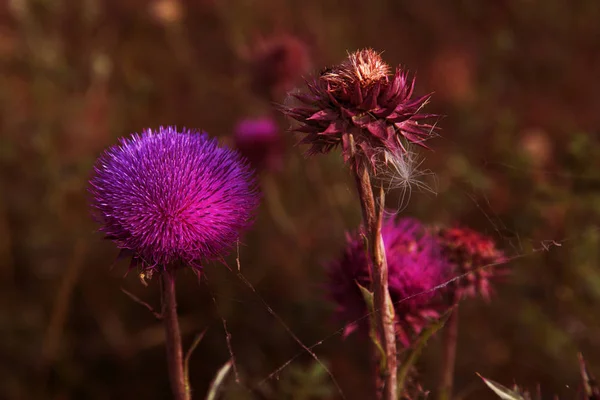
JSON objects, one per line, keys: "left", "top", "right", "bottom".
{"left": 438, "top": 304, "right": 459, "bottom": 400}
{"left": 349, "top": 136, "right": 398, "bottom": 400}
{"left": 161, "top": 270, "right": 190, "bottom": 400}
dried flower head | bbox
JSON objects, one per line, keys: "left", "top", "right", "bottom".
{"left": 247, "top": 33, "right": 311, "bottom": 100}
{"left": 283, "top": 48, "right": 438, "bottom": 168}
{"left": 435, "top": 226, "right": 507, "bottom": 301}
{"left": 89, "top": 127, "right": 259, "bottom": 273}
{"left": 328, "top": 217, "right": 451, "bottom": 347}
{"left": 233, "top": 117, "right": 283, "bottom": 172}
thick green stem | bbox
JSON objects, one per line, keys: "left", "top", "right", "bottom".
{"left": 161, "top": 270, "right": 190, "bottom": 400}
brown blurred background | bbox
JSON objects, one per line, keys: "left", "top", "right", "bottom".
{"left": 1, "top": 0, "right": 599, "bottom": 399}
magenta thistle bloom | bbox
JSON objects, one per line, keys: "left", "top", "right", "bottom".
{"left": 233, "top": 117, "right": 284, "bottom": 172}
{"left": 282, "top": 48, "right": 438, "bottom": 167}
{"left": 89, "top": 127, "right": 259, "bottom": 272}
{"left": 328, "top": 217, "right": 451, "bottom": 347}
{"left": 435, "top": 226, "right": 507, "bottom": 301}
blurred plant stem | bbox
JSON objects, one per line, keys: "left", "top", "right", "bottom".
{"left": 348, "top": 134, "right": 398, "bottom": 400}
{"left": 438, "top": 304, "right": 459, "bottom": 400}
{"left": 0, "top": 195, "right": 15, "bottom": 283}
{"left": 40, "top": 238, "right": 86, "bottom": 380}
{"left": 262, "top": 174, "right": 298, "bottom": 239}
{"left": 161, "top": 269, "right": 191, "bottom": 400}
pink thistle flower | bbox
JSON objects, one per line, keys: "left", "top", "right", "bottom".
{"left": 233, "top": 117, "right": 284, "bottom": 172}
{"left": 435, "top": 226, "right": 507, "bottom": 302}
{"left": 282, "top": 49, "right": 438, "bottom": 168}
{"left": 327, "top": 217, "right": 451, "bottom": 347}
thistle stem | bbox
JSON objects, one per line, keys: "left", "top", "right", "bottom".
{"left": 161, "top": 270, "right": 190, "bottom": 400}
{"left": 350, "top": 142, "right": 398, "bottom": 400}
{"left": 438, "top": 304, "right": 459, "bottom": 400}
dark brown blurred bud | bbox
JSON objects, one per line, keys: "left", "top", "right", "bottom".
{"left": 429, "top": 46, "right": 476, "bottom": 104}
{"left": 520, "top": 128, "right": 552, "bottom": 168}
{"left": 246, "top": 34, "right": 311, "bottom": 101}
{"left": 148, "top": 0, "right": 183, "bottom": 25}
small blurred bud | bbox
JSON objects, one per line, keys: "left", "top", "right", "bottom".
{"left": 429, "top": 47, "right": 476, "bottom": 104}
{"left": 520, "top": 128, "right": 552, "bottom": 168}
{"left": 0, "top": 28, "right": 17, "bottom": 59}
{"left": 149, "top": 0, "right": 182, "bottom": 25}
{"left": 435, "top": 226, "right": 507, "bottom": 302}
{"left": 233, "top": 117, "right": 283, "bottom": 172}
{"left": 246, "top": 34, "right": 311, "bottom": 101}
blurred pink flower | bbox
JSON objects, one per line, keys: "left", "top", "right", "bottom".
{"left": 328, "top": 217, "right": 451, "bottom": 347}
{"left": 234, "top": 117, "right": 284, "bottom": 172}
{"left": 435, "top": 226, "right": 507, "bottom": 302}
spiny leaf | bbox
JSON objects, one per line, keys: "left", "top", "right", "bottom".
{"left": 477, "top": 374, "right": 526, "bottom": 400}
{"left": 397, "top": 308, "right": 453, "bottom": 397}
{"left": 356, "top": 280, "right": 386, "bottom": 370}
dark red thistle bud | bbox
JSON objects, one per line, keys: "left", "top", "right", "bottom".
{"left": 282, "top": 48, "right": 438, "bottom": 168}
{"left": 435, "top": 226, "right": 507, "bottom": 302}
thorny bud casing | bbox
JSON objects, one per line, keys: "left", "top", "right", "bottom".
{"left": 328, "top": 217, "right": 451, "bottom": 347}
{"left": 282, "top": 48, "right": 438, "bottom": 168}
{"left": 89, "top": 127, "right": 260, "bottom": 273}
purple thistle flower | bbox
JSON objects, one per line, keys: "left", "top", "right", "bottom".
{"left": 434, "top": 226, "right": 507, "bottom": 302}
{"left": 233, "top": 117, "right": 284, "bottom": 172}
{"left": 89, "top": 126, "right": 259, "bottom": 272}
{"left": 281, "top": 48, "right": 438, "bottom": 168}
{"left": 328, "top": 217, "right": 451, "bottom": 347}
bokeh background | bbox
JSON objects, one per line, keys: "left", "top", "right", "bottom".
{"left": 1, "top": 0, "right": 599, "bottom": 399}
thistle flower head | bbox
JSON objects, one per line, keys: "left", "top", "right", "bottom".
{"left": 435, "top": 226, "right": 507, "bottom": 301}
{"left": 282, "top": 48, "right": 438, "bottom": 168}
{"left": 89, "top": 127, "right": 259, "bottom": 273}
{"left": 327, "top": 217, "right": 451, "bottom": 347}
{"left": 233, "top": 117, "right": 283, "bottom": 172}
